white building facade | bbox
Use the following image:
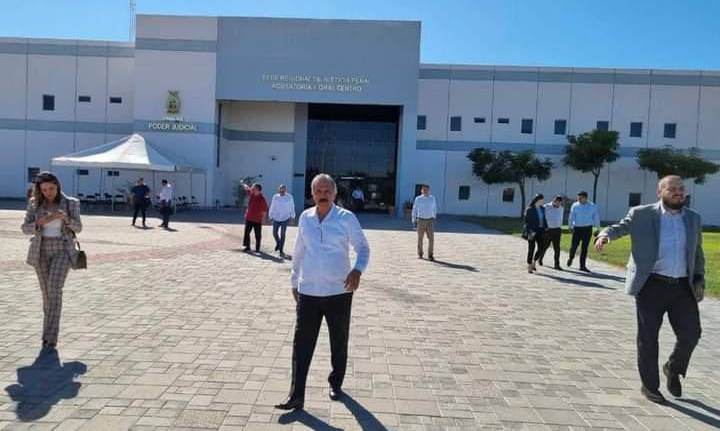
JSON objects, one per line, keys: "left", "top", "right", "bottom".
{"left": 1, "top": 15, "right": 719, "bottom": 223}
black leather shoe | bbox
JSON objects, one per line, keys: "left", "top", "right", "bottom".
{"left": 641, "top": 386, "right": 667, "bottom": 404}
{"left": 329, "top": 386, "right": 342, "bottom": 401}
{"left": 579, "top": 267, "right": 591, "bottom": 273}
{"left": 554, "top": 265, "right": 563, "bottom": 271}
{"left": 275, "top": 397, "right": 304, "bottom": 410}
{"left": 663, "top": 362, "right": 682, "bottom": 398}
{"left": 538, "top": 260, "right": 544, "bottom": 266}
{"left": 566, "top": 258, "right": 573, "bottom": 267}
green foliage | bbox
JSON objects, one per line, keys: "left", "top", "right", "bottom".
{"left": 637, "top": 146, "right": 720, "bottom": 184}
{"left": 563, "top": 129, "right": 620, "bottom": 201}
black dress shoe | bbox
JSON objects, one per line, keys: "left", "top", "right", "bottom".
{"left": 663, "top": 362, "right": 682, "bottom": 397}
{"left": 329, "top": 386, "right": 342, "bottom": 401}
{"left": 579, "top": 267, "right": 591, "bottom": 273}
{"left": 641, "top": 386, "right": 667, "bottom": 404}
{"left": 554, "top": 265, "right": 563, "bottom": 271}
{"left": 538, "top": 260, "right": 544, "bottom": 266}
{"left": 274, "top": 397, "right": 304, "bottom": 410}
{"left": 566, "top": 258, "right": 573, "bottom": 267}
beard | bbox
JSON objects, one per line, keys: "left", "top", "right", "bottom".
{"left": 663, "top": 196, "right": 685, "bottom": 210}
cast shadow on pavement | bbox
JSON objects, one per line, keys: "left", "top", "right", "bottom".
{"left": 4, "top": 348, "right": 87, "bottom": 421}
{"left": 667, "top": 398, "right": 720, "bottom": 428}
{"left": 277, "top": 393, "right": 388, "bottom": 431}
{"left": 536, "top": 272, "right": 616, "bottom": 290}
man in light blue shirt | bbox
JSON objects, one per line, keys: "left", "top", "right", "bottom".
{"left": 276, "top": 174, "right": 370, "bottom": 411}
{"left": 567, "top": 191, "right": 600, "bottom": 272}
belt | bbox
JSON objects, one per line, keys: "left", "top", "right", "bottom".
{"left": 650, "top": 273, "right": 689, "bottom": 285}
{"left": 417, "top": 217, "right": 435, "bottom": 221}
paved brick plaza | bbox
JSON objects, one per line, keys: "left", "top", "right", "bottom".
{"left": 1, "top": 207, "right": 719, "bottom": 430}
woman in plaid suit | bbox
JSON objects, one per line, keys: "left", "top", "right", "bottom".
{"left": 22, "top": 172, "right": 82, "bottom": 349}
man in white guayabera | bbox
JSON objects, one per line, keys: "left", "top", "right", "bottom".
{"left": 275, "top": 174, "right": 370, "bottom": 410}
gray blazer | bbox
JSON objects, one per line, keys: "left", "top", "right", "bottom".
{"left": 600, "top": 201, "right": 705, "bottom": 299}
{"left": 22, "top": 194, "right": 83, "bottom": 268}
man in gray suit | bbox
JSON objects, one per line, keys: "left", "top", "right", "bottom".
{"left": 595, "top": 175, "right": 705, "bottom": 404}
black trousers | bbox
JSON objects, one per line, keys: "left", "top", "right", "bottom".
{"left": 636, "top": 276, "right": 701, "bottom": 391}
{"left": 569, "top": 226, "right": 592, "bottom": 267}
{"left": 289, "top": 293, "right": 353, "bottom": 400}
{"left": 539, "top": 227, "right": 562, "bottom": 265}
{"left": 526, "top": 228, "right": 546, "bottom": 264}
{"left": 132, "top": 204, "right": 147, "bottom": 225}
{"left": 159, "top": 202, "right": 171, "bottom": 227}
{"left": 243, "top": 221, "right": 262, "bottom": 250}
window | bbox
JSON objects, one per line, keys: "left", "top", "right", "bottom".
{"left": 502, "top": 187, "right": 515, "bottom": 202}
{"left": 27, "top": 167, "right": 40, "bottom": 183}
{"left": 630, "top": 122, "right": 643, "bottom": 138}
{"left": 417, "top": 115, "right": 426, "bottom": 130}
{"left": 109, "top": 96, "right": 122, "bottom": 104}
{"left": 554, "top": 119, "right": 567, "bottom": 135}
{"left": 473, "top": 117, "right": 486, "bottom": 124}
{"left": 414, "top": 184, "right": 424, "bottom": 196}
{"left": 628, "top": 192, "right": 641, "bottom": 207}
{"left": 78, "top": 95, "right": 91, "bottom": 103}
{"left": 596, "top": 121, "right": 609, "bottom": 131}
{"left": 521, "top": 119, "right": 533, "bottom": 134}
{"left": 76, "top": 169, "right": 89, "bottom": 175}
{"left": 664, "top": 123, "right": 677, "bottom": 138}
{"left": 106, "top": 170, "right": 119, "bottom": 177}
{"left": 450, "top": 116, "right": 462, "bottom": 131}
{"left": 42, "top": 95, "right": 55, "bottom": 111}
{"left": 685, "top": 195, "right": 691, "bottom": 207}
{"left": 498, "top": 118, "right": 510, "bottom": 124}
{"left": 458, "top": 186, "right": 470, "bottom": 200}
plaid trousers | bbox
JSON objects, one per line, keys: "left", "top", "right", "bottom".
{"left": 34, "top": 237, "right": 71, "bottom": 344}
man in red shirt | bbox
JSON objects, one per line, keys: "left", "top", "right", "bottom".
{"left": 242, "top": 183, "right": 269, "bottom": 252}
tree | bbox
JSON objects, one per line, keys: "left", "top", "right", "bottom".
{"left": 467, "top": 148, "right": 554, "bottom": 216}
{"left": 563, "top": 129, "right": 620, "bottom": 203}
{"left": 637, "top": 146, "right": 720, "bottom": 184}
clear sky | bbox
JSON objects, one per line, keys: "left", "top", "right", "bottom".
{"left": 2, "top": 0, "right": 719, "bottom": 70}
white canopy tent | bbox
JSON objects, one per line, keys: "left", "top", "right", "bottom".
{"left": 51, "top": 134, "right": 206, "bottom": 209}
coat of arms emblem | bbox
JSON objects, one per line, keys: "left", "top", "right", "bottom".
{"left": 166, "top": 91, "right": 180, "bottom": 116}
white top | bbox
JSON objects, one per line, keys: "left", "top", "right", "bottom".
{"left": 159, "top": 184, "right": 173, "bottom": 202}
{"left": 652, "top": 205, "right": 688, "bottom": 278}
{"left": 543, "top": 203, "right": 564, "bottom": 229}
{"left": 291, "top": 205, "right": 370, "bottom": 297}
{"left": 42, "top": 219, "right": 63, "bottom": 237}
{"left": 569, "top": 201, "right": 600, "bottom": 228}
{"left": 352, "top": 189, "right": 364, "bottom": 200}
{"left": 269, "top": 193, "right": 296, "bottom": 222}
{"left": 412, "top": 195, "right": 436, "bottom": 223}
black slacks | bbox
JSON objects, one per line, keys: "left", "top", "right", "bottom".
{"left": 243, "top": 221, "right": 262, "bottom": 250}
{"left": 159, "top": 202, "right": 172, "bottom": 227}
{"left": 289, "top": 292, "right": 353, "bottom": 400}
{"left": 569, "top": 226, "right": 593, "bottom": 267}
{"left": 132, "top": 204, "right": 147, "bottom": 225}
{"left": 636, "top": 276, "right": 701, "bottom": 391}
{"left": 540, "top": 227, "right": 562, "bottom": 265}
{"left": 526, "top": 228, "right": 546, "bottom": 264}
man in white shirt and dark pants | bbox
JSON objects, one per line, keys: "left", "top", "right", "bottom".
{"left": 412, "top": 184, "right": 437, "bottom": 260}
{"left": 567, "top": 191, "right": 600, "bottom": 272}
{"left": 276, "top": 174, "right": 370, "bottom": 410}
{"left": 596, "top": 176, "right": 705, "bottom": 404}
{"left": 268, "top": 184, "right": 295, "bottom": 257}
{"left": 540, "top": 195, "right": 565, "bottom": 270}
{"left": 158, "top": 179, "right": 173, "bottom": 229}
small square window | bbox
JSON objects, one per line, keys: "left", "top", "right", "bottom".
{"left": 109, "top": 96, "right": 122, "bottom": 104}
{"left": 78, "top": 95, "right": 91, "bottom": 103}
{"left": 42, "top": 95, "right": 55, "bottom": 111}
{"left": 502, "top": 187, "right": 515, "bottom": 202}
{"left": 417, "top": 115, "right": 426, "bottom": 130}
{"left": 450, "top": 116, "right": 462, "bottom": 131}
{"left": 630, "top": 122, "right": 643, "bottom": 138}
{"left": 596, "top": 121, "right": 609, "bottom": 131}
{"left": 628, "top": 192, "right": 641, "bottom": 207}
{"left": 554, "top": 119, "right": 567, "bottom": 135}
{"left": 458, "top": 185, "right": 470, "bottom": 201}
{"left": 473, "top": 117, "right": 486, "bottom": 124}
{"left": 27, "top": 167, "right": 40, "bottom": 183}
{"left": 685, "top": 195, "right": 691, "bottom": 207}
{"left": 521, "top": 119, "right": 533, "bottom": 134}
{"left": 498, "top": 118, "right": 510, "bottom": 124}
{"left": 664, "top": 123, "right": 677, "bottom": 138}
{"left": 77, "top": 169, "right": 89, "bottom": 176}
{"left": 106, "top": 170, "right": 119, "bottom": 177}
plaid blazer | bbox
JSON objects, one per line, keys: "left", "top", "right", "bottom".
{"left": 22, "top": 194, "right": 83, "bottom": 268}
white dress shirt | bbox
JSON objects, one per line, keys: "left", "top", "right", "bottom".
{"left": 569, "top": 201, "right": 600, "bottom": 228}
{"left": 652, "top": 205, "right": 688, "bottom": 278}
{"left": 269, "top": 193, "right": 296, "bottom": 222}
{"left": 543, "top": 203, "right": 564, "bottom": 229}
{"left": 412, "top": 194, "right": 437, "bottom": 223}
{"left": 159, "top": 184, "right": 173, "bottom": 202}
{"left": 291, "top": 205, "right": 370, "bottom": 297}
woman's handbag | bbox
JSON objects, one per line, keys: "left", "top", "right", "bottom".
{"left": 70, "top": 232, "right": 87, "bottom": 270}
{"left": 521, "top": 225, "right": 536, "bottom": 241}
